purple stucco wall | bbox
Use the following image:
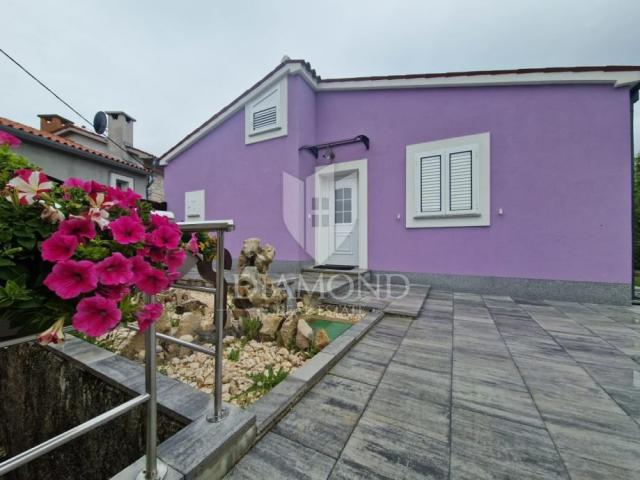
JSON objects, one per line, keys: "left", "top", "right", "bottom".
{"left": 166, "top": 75, "right": 632, "bottom": 284}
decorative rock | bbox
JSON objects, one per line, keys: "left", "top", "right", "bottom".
{"left": 296, "top": 319, "right": 313, "bottom": 350}
{"left": 279, "top": 312, "right": 298, "bottom": 347}
{"left": 176, "top": 312, "right": 205, "bottom": 338}
{"left": 175, "top": 299, "right": 207, "bottom": 315}
{"left": 178, "top": 334, "right": 194, "bottom": 343}
{"left": 223, "top": 335, "right": 236, "bottom": 346}
{"left": 313, "top": 328, "right": 330, "bottom": 351}
{"left": 260, "top": 313, "right": 284, "bottom": 339}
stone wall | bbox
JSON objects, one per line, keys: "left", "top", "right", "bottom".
{"left": 148, "top": 170, "right": 165, "bottom": 203}
{"left": 0, "top": 343, "right": 184, "bottom": 480}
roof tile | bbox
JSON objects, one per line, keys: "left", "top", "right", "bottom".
{"left": 0, "top": 116, "right": 148, "bottom": 173}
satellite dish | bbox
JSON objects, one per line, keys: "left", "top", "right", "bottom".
{"left": 93, "top": 111, "right": 107, "bottom": 135}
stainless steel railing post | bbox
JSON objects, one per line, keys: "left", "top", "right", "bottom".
{"left": 207, "top": 228, "right": 228, "bottom": 422}
{"left": 138, "top": 295, "right": 167, "bottom": 480}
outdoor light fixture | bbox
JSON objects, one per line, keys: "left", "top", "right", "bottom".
{"left": 322, "top": 147, "right": 335, "bottom": 162}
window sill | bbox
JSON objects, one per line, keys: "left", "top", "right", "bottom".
{"left": 413, "top": 212, "right": 481, "bottom": 220}
{"left": 248, "top": 125, "right": 282, "bottom": 137}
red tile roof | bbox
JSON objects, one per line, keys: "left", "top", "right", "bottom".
{"left": 0, "top": 116, "right": 148, "bottom": 173}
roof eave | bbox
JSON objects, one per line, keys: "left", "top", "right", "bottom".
{"left": 159, "top": 62, "right": 640, "bottom": 165}
{"left": 2, "top": 126, "right": 149, "bottom": 175}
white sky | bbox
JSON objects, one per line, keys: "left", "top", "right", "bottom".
{"left": 2, "top": 0, "right": 640, "bottom": 156}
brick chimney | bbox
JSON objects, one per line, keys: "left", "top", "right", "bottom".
{"left": 105, "top": 111, "right": 135, "bottom": 156}
{"left": 38, "top": 114, "right": 74, "bottom": 133}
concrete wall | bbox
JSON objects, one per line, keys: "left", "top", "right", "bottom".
{"left": 165, "top": 75, "right": 633, "bottom": 299}
{"left": 15, "top": 141, "right": 147, "bottom": 196}
{"left": 0, "top": 343, "right": 182, "bottom": 480}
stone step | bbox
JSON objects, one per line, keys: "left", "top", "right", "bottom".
{"left": 301, "top": 266, "right": 371, "bottom": 281}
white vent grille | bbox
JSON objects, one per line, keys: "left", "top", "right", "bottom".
{"left": 420, "top": 155, "right": 442, "bottom": 213}
{"left": 449, "top": 150, "right": 473, "bottom": 211}
{"left": 252, "top": 106, "right": 277, "bottom": 131}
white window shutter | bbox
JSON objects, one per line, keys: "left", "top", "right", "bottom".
{"left": 419, "top": 155, "right": 442, "bottom": 213}
{"left": 448, "top": 150, "right": 473, "bottom": 211}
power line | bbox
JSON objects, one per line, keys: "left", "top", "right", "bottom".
{"left": 0, "top": 47, "right": 146, "bottom": 168}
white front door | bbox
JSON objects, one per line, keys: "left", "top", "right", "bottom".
{"left": 327, "top": 173, "right": 359, "bottom": 266}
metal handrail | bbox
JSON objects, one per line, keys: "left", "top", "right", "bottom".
{"left": 0, "top": 394, "right": 150, "bottom": 476}
{"left": 0, "top": 330, "right": 162, "bottom": 479}
{"left": 125, "top": 323, "right": 216, "bottom": 357}
{"left": 177, "top": 220, "right": 230, "bottom": 423}
{"left": 172, "top": 284, "right": 217, "bottom": 294}
{"left": 0, "top": 220, "right": 233, "bottom": 477}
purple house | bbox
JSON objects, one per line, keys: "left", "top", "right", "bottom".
{"left": 161, "top": 60, "right": 640, "bottom": 304}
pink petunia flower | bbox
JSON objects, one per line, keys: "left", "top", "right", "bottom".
{"left": 147, "top": 224, "right": 181, "bottom": 249}
{"left": 0, "top": 131, "right": 21, "bottom": 148}
{"left": 143, "top": 244, "right": 166, "bottom": 262}
{"left": 136, "top": 303, "right": 163, "bottom": 331}
{"left": 150, "top": 214, "right": 171, "bottom": 228}
{"left": 187, "top": 233, "right": 199, "bottom": 254}
{"left": 165, "top": 249, "right": 186, "bottom": 271}
{"left": 59, "top": 217, "right": 96, "bottom": 241}
{"left": 109, "top": 215, "right": 145, "bottom": 244}
{"left": 95, "top": 252, "right": 133, "bottom": 285}
{"left": 43, "top": 259, "right": 98, "bottom": 299}
{"left": 37, "top": 318, "right": 65, "bottom": 345}
{"left": 41, "top": 232, "right": 78, "bottom": 262}
{"left": 84, "top": 181, "right": 108, "bottom": 195}
{"left": 62, "top": 177, "right": 89, "bottom": 191}
{"left": 7, "top": 169, "right": 54, "bottom": 205}
{"left": 136, "top": 267, "right": 168, "bottom": 295}
{"left": 107, "top": 187, "right": 141, "bottom": 209}
{"left": 72, "top": 295, "right": 121, "bottom": 337}
{"left": 130, "top": 255, "right": 152, "bottom": 283}
{"left": 97, "top": 283, "right": 130, "bottom": 301}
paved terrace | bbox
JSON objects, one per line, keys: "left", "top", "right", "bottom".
{"left": 227, "top": 291, "right": 640, "bottom": 479}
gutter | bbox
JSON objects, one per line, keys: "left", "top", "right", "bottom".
{"left": 2, "top": 126, "right": 148, "bottom": 175}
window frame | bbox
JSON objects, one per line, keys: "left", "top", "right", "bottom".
{"left": 244, "top": 76, "right": 288, "bottom": 144}
{"left": 405, "top": 133, "right": 490, "bottom": 228}
{"left": 109, "top": 172, "right": 135, "bottom": 190}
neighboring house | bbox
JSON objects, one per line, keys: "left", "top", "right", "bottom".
{"left": 161, "top": 59, "right": 640, "bottom": 303}
{"left": 0, "top": 112, "right": 164, "bottom": 202}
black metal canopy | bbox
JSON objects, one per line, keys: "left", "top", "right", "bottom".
{"left": 299, "top": 134, "right": 369, "bottom": 159}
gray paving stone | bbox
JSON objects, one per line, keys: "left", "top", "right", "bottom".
{"left": 358, "top": 326, "right": 405, "bottom": 350}
{"left": 450, "top": 407, "right": 568, "bottom": 480}
{"left": 329, "top": 458, "right": 394, "bottom": 480}
{"left": 453, "top": 376, "right": 545, "bottom": 429}
{"left": 329, "top": 342, "right": 396, "bottom": 386}
{"left": 225, "top": 292, "right": 640, "bottom": 480}
{"left": 274, "top": 374, "right": 375, "bottom": 458}
{"left": 159, "top": 403, "right": 255, "bottom": 478}
{"left": 338, "top": 410, "right": 449, "bottom": 480}
{"left": 366, "top": 374, "right": 451, "bottom": 443}
{"left": 226, "top": 432, "right": 335, "bottom": 480}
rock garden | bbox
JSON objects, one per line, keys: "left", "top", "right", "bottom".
{"left": 92, "top": 238, "right": 365, "bottom": 407}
